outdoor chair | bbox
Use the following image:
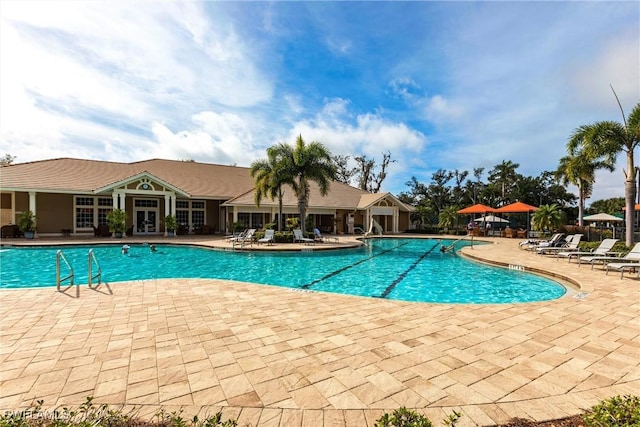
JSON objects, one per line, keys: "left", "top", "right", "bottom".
{"left": 556, "top": 238, "right": 618, "bottom": 263}
{"left": 579, "top": 242, "right": 640, "bottom": 269}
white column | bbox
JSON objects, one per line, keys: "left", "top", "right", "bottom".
{"left": 112, "top": 193, "right": 118, "bottom": 209}
{"left": 164, "top": 194, "right": 171, "bottom": 218}
{"left": 28, "top": 191, "right": 36, "bottom": 215}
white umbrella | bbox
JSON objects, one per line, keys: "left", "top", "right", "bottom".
{"left": 473, "top": 214, "right": 509, "bottom": 223}
{"left": 583, "top": 213, "right": 623, "bottom": 222}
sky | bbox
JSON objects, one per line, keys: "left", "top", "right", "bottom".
{"left": 1, "top": 1, "right": 638, "bottom": 206}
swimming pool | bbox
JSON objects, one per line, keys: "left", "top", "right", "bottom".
{"left": 0, "top": 238, "right": 566, "bottom": 303}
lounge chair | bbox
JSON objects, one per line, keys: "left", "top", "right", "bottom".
{"left": 556, "top": 238, "right": 618, "bottom": 263}
{"left": 230, "top": 228, "right": 256, "bottom": 245}
{"left": 580, "top": 242, "right": 640, "bottom": 269}
{"left": 520, "top": 233, "right": 564, "bottom": 251}
{"left": 313, "top": 228, "right": 338, "bottom": 243}
{"left": 536, "top": 234, "right": 582, "bottom": 255}
{"left": 293, "top": 229, "right": 314, "bottom": 244}
{"left": 606, "top": 262, "right": 640, "bottom": 278}
{"left": 258, "top": 229, "right": 275, "bottom": 245}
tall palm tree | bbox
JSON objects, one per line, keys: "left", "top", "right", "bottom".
{"left": 568, "top": 98, "right": 640, "bottom": 246}
{"left": 250, "top": 151, "right": 290, "bottom": 232}
{"left": 556, "top": 151, "right": 614, "bottom": 226}
{"left": 269, "top": 135, "right": 336, "bottom": 230}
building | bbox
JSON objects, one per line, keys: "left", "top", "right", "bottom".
{"left": 0, "top": 158, "right": 413, "bottom": 237}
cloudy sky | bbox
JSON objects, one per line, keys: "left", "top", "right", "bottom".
{"left": 1, "top": 1, "right": 638, "bottom": 204}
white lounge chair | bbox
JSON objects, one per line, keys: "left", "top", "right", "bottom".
{"left": 580, "top": 242, "right": 640, "bottom": 269}
{"left": 520, "top": 233, "right": 564, "bottom": 251}
{"left": 606, "top": 262, "right": 640, "bottom": 278}
{"left": 536, "top": 234, "right": 582, "bottom": 255}
{"left": 293, "top": 229, "right": 314, "bottom": 244}
{"left": 258, "top": 229, "right": 275, "bottom": 245}
{"left": 230, "top": 228, "right": 256, "bottom": 246}
{"left": 605, "top": 262, "right": 640, "bottom": 279}
{"left": 556, "top": 238, "right": 619, "bottom": 263}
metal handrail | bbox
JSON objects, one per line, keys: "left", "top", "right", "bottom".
{"left": 56, "top": 250, "right": 77, "bottom": 296}
{"left": 88, "top": 249, "right": 102, "bottom": 288}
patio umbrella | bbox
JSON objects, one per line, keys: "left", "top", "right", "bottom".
{"left": 494, "top": 201, "right": 538, "bottom": 235}
{"left": 583, "top": 213, "right": 623, "bottom": 222}
{"left": 473, "top": 214, "right": 509, "bottom": 223}
{"left": 457, "top": 203, "right": 495, "bottom": 214}
{"left": 583, "top": 212, "right": 622, "bottom": 240}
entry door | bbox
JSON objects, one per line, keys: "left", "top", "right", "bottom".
{"left": 135, "top": 209, "right": 157, "bottom": 234}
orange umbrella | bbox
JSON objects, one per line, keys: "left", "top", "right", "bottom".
{"left": 457, "top": 203, "right": 495, "bottom": 214}
{"left": 494, "top": 201, "right": 538, "bottom": 213}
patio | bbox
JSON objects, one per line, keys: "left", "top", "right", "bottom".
{"left": 0, "top": 236, "right": 638, "bottom": 426}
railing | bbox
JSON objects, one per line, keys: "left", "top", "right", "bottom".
{"left": 56, "top": 250, "right": 77, "bottom": 296}
{"left": 88, "top": 249, "right": 102, "bottom": 288}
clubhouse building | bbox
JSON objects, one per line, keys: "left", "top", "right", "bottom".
{"left": 0, "top": 158, "right": 413, "bottom": 237}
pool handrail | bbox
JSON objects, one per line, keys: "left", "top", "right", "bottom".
{"left": 56, "top": 249, "right": 77, "bottom": 297}
{"left": 88, "top": 249, "right": 102, "bottom": 288}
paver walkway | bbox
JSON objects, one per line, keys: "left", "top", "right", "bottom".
{"left": 1, "top": 236, "right": 638, "bottom": 426}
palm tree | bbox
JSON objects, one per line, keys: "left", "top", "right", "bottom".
{"left": 488, "top": 160, "right": 520, "bottom": 206}
{"left": 531, "top": 204, "right": 565, "bottom": 234}
{"left": 556, "top": 151, "right": 614, "bottom": 226}
{"left": 568, "top": 97, "right": 640, "bottom": 246}
{"left": 269, "top": 135, "right": 336, "bottom": 230}
{"left": 250, "top": 151, "right": 291, "bottom": 232}
{"left": 438, "top": 205, "right": 458, "bottom": 233}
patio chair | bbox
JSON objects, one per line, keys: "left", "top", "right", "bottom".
{"left": 293, "top": 229, "right": 314, "bottom": 244}
{"left": 229, "top": 228, "right": 256, "bottom": 243}
{"left": 579, "top": 242, "right": 640, "bottom": 269}
{"left": 556, "top": 238, "right": 618, "bottom": 263}
{"left": 520, "top": 233, "right": 564, "bottom": 250}
{"left": 536, "top": 234, "right": 582, "bottom": 255}
{"left": 257, "top": 229, "right": 275, "bottom": 245}
{"left": 605, "top": 262, "right": 640, "bottom": 278}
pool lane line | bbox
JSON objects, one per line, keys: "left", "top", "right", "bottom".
{"left": 300, "top": 241, "right": 410, "bottom": 290}
{"left": 377, "top": 241, "right": 442, "bottom": 299}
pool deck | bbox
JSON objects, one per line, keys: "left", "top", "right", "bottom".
{"left": 1, "top": 235, "right": 638, "bottom": 426}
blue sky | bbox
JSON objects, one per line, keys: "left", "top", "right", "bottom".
{"left": 1, "top": 1, "right": 638, "bottom": 204}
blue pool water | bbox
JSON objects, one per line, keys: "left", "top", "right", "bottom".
{"left": 0, "top": 238, "right": 566, "bottom": 304}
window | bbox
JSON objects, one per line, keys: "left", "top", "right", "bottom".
{"left": 175, "top": 199, "right": 206, "bottom": 230}
{"left": 75, "top": 196, "right": 112, "bottom": 228}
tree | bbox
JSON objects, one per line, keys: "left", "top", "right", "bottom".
{"left": 588, "top": 197, "right": 625, "bottom": 215}
{"left": 269, "top": 135, "right": 336, "bottom": 230}
{"left": 332, "top": 155, "right": 357, "bottom": 185}
{"left": 488, "top": 160, "right": 520, "bottom": 205}
{"left": 438, "top": 205, "right": 459, "bottom": 232}
{"left": 567, "top": 94, "right": 640, "bottom": 246}
{"left": 354, "top": 151, "right": 395, "bottom": 193}
{"left": 556, "top": 151, "right": 614, "bottom": 226}
{"left": 250, "top": 151, "right": 292, "bottom": 232}
{"left": 531, "top": 204, "right": 565, "bottom": 233}
{"left": 0, "top": 154, "right": 16, "bottom": 166}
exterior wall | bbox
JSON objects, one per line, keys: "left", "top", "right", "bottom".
{"left": 37, "top": 193, "right": 74, "bottom": 233}
{"left": 398, "top": 211, "right": 410, "bottom": 231}
{"left": 0, "top": 193, "right": 13, "bottom": 225}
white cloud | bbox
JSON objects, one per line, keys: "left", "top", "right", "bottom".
{"left": 149, "top": 111, "right": 262, "bottom": 165}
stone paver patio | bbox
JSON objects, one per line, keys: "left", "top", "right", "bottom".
{"left": 1, "top": 235, "right": 638, "bottom": 426}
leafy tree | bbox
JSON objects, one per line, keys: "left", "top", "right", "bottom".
{"left": 427, "top": 169, "right": 454, "bottom": 216}
{"left": 568, "top": 92, "right": 640, "bottom": 246}
{"left": 269, "top": 135, "right": 336, "bottom": 230}
{"left": 0, "top": 154, "right": 16, "bottom": 166}
{"left": 488, "top": 160, "right": 521, "bottom": 205}
{"left": 556, "top": 150, "right": 614, "bottom": 226}
{"left": 410, "top": 205, "right": 433, "bottom": 229}
{"left": 588, "top": 197, "right": 625, "bottom": 215}
{"left": 531, "top": 204, "right": 565, "bottom": 232}
{"left": 332, "top": 154, "right": 357, "bottom": 185}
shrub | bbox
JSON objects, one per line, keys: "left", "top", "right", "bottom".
{"left": 375, "top": 407, "right": 433, "bottom": 427}
{"left": 584, "top": 395, "right": 640, "bottom": 427}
